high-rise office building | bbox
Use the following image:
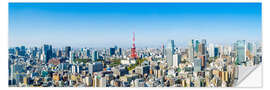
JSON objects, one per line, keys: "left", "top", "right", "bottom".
{"left": 20, "top": 46, "right": 26, "bottom": 56}
{"left": 201, "top": 39, "right": 207, "bottom": 55}
{"left": 252, "top": 42, "right": 257, "bottom": 56}
{"left": 69, "top": 51, "right": 75, "bottom": 64}
{"left": 42, "top": 44, "right": 52, "bottom": 63}
{"left": 236, "top": 40, "right": 246, "bottom": 65}
{"left": 117, "top": 48, "right": 122, "bottom": 56}
{"left": 209, "top": 43, "right": 215, "bottom": 57}
{"left": 247, "top": 42, "right": 257, "bottom": 56}
{"left": 31, "top": 47, "right": 38, "bottom": 58}
{"left": 247, "top": 42, "right": 253, "bottom": 54}
{"left": 88, "top": 62, "right": 103, "bottom": 74}
{"left": 195, "top": 40, "right": 200, "bottom": 54}
{"left": 161, "top": 44, "right": 165, "bottom": 58}
{"left": 92, "top": 50, "right": 98, "bottom": 62}
{"left": 9, "top": 48, "right": 15, "bottom": 55}
{"left": 166, "top": 40, "right": 175, "bottom": 66}
{"left": 189, "top": 39, "right": 194, "bottom": 60}
{"left": 173, "top": 54, "right": 181, "bottom": 67}
{"left": 65, "top": 46, "right": 71, "bottom": 58}
{"left": 114, "top": 45, "right": 118, "bottom": 51}
{"left": 15, "top": 47, "right": 20, "bottom": 56}
{"left": 200, "top": 56, "right": 206, "bottom": 70}
{"left": 194, "top": 58, "right": 201, "bottom": 72}
{"left": 109, "top": 48, "right": 115, "bottom": 56}
{"left": 82, "top": 48, "right": 90, "bottom": 58}
{"left": 56, "top": 49, "right": 62, "bottom": 57}
{"left": 214, "top": 47, "right": 219, "bottom": 57}
{"left": 86, "top": 49, "right": 91, "bottom": 57}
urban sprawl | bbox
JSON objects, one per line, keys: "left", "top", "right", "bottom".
{"left": 8, "top": 34, "right": 262, "bottom": 87}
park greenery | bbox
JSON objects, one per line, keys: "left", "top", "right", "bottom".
{"left": 109, "top": 59, "right": 121, "bottom": 67}
{"left": 75, "top": 59, "right": 90, "bottom": 63}
{"left": 127, "top": 58, "right": 147, "bottom": 71}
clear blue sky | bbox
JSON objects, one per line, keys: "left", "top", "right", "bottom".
{"left": 9, "top": 3, "right": 262, "bottom": 48}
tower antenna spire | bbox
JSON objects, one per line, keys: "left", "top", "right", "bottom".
{"left": 131, "top": 32, "right": 137, "bottom": 59}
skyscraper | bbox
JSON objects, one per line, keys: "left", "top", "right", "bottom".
{"left": 214, "top": 47, "right": 219, "bottom": 57}
{"left": 109, "top": 48, "right": 115, "bottom": 56}
{"left": 117, "top": 48, "right": 122, "bottom": 56}
{"left": 30, "top": 47, "right": 38, "bottom": 58}
{"left": 69, "top": 51, "right": 75, "bottom": 64}
{"left": 200, "top": 56, "right": 206, "bottom": 70}
{"left": 209, "top": 43, "right": 215, "bottom": 57}
{"left": 166, "top": 40, "right": 175, "bottom": 66}
{"left": 195, "top": 40, "right": 200, "bottom": 54}
{"left": 56, "top": 49, "right": 62, "bottom": 57}
{"left": 161, "top": 44, "right": 165, "bottom": 58}
{"left": 252, "top": 42, "right": 257, "bottom": 56}
{"left": 86, "top": 49, "right": 91, "bottom": 57}
{"left": 42, "top": 44, "right": 52, "bottom": 63}
{"left": 189, "top": 39, "right": 194, "bottom": 60}
{"left": 194, "top": 58, "right": 202, "bottom": 72}
{"left": 236, "top": 40, "right": 246, "bottom": 65}
{"left": 88, "top": 62, "right": 103, "bottom": 74}
{"left": 15, "top": 47, "right": 20, "bottom": 56}
{"left": 173, "top": 54, "right": 181, "bottom": 67}
{"left": 65, "top": 46, "right": 71, "bottom": 58}
{"left": 247, "top": 42, "right": 256, "bottom": 56}
{"left": 201, "top": 39, "right": 207, "bottom": 55}
{"left": 20, "top": 46, "right": 26, "bottom": 56}
{"left": 92, "top": 50, "right": 98, "bottom": 62}
{"left": 247, "top": 42, "right": 253, "bottom": 53}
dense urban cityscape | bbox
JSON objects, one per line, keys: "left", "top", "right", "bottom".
{"left": 8, "top": 32, "right": 262, "bottom": 87}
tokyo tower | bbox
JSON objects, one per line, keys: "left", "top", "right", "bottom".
{"left": 131, "top": 32, "right": 137, "bottom": 59}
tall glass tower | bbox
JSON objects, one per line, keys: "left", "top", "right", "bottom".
{"left": 195, "top": 40, "right": 200, "bottom": 54}
{"left": 236, "top": 40, "right": 246, "bottom": 65}
{"left": 92, "top": 50, "right": 98, "bottom": 62}
{"left": 166, "top": 40, "right": 175, "bottom": 66}
{"left": 43, "top": 44, "right": 52, "bottom": 63}
{"left": 189, "top": 39, "right": 194, "bottom": 60}
{"left": 201, "top": 39, "right": 207, "bottom": 55}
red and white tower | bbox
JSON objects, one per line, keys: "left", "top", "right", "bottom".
{"left": 131, "top": 32, "right": 137, "bottom": 59}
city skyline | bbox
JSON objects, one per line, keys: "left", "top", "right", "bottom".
{"left": 8, "top": 34, "right": 263, "bottom": 87}
{"left": 9, "top": 3, "right": 262, "bottom": 48}
{"left": 8, "top": 2, "right": 263, "bottom": 87}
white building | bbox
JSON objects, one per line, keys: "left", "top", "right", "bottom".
{"left": 208, "top": 43, "right": 215, "bottom": 57}
{"left": 173, "top": 54, "right": 181, "bottom": 67}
